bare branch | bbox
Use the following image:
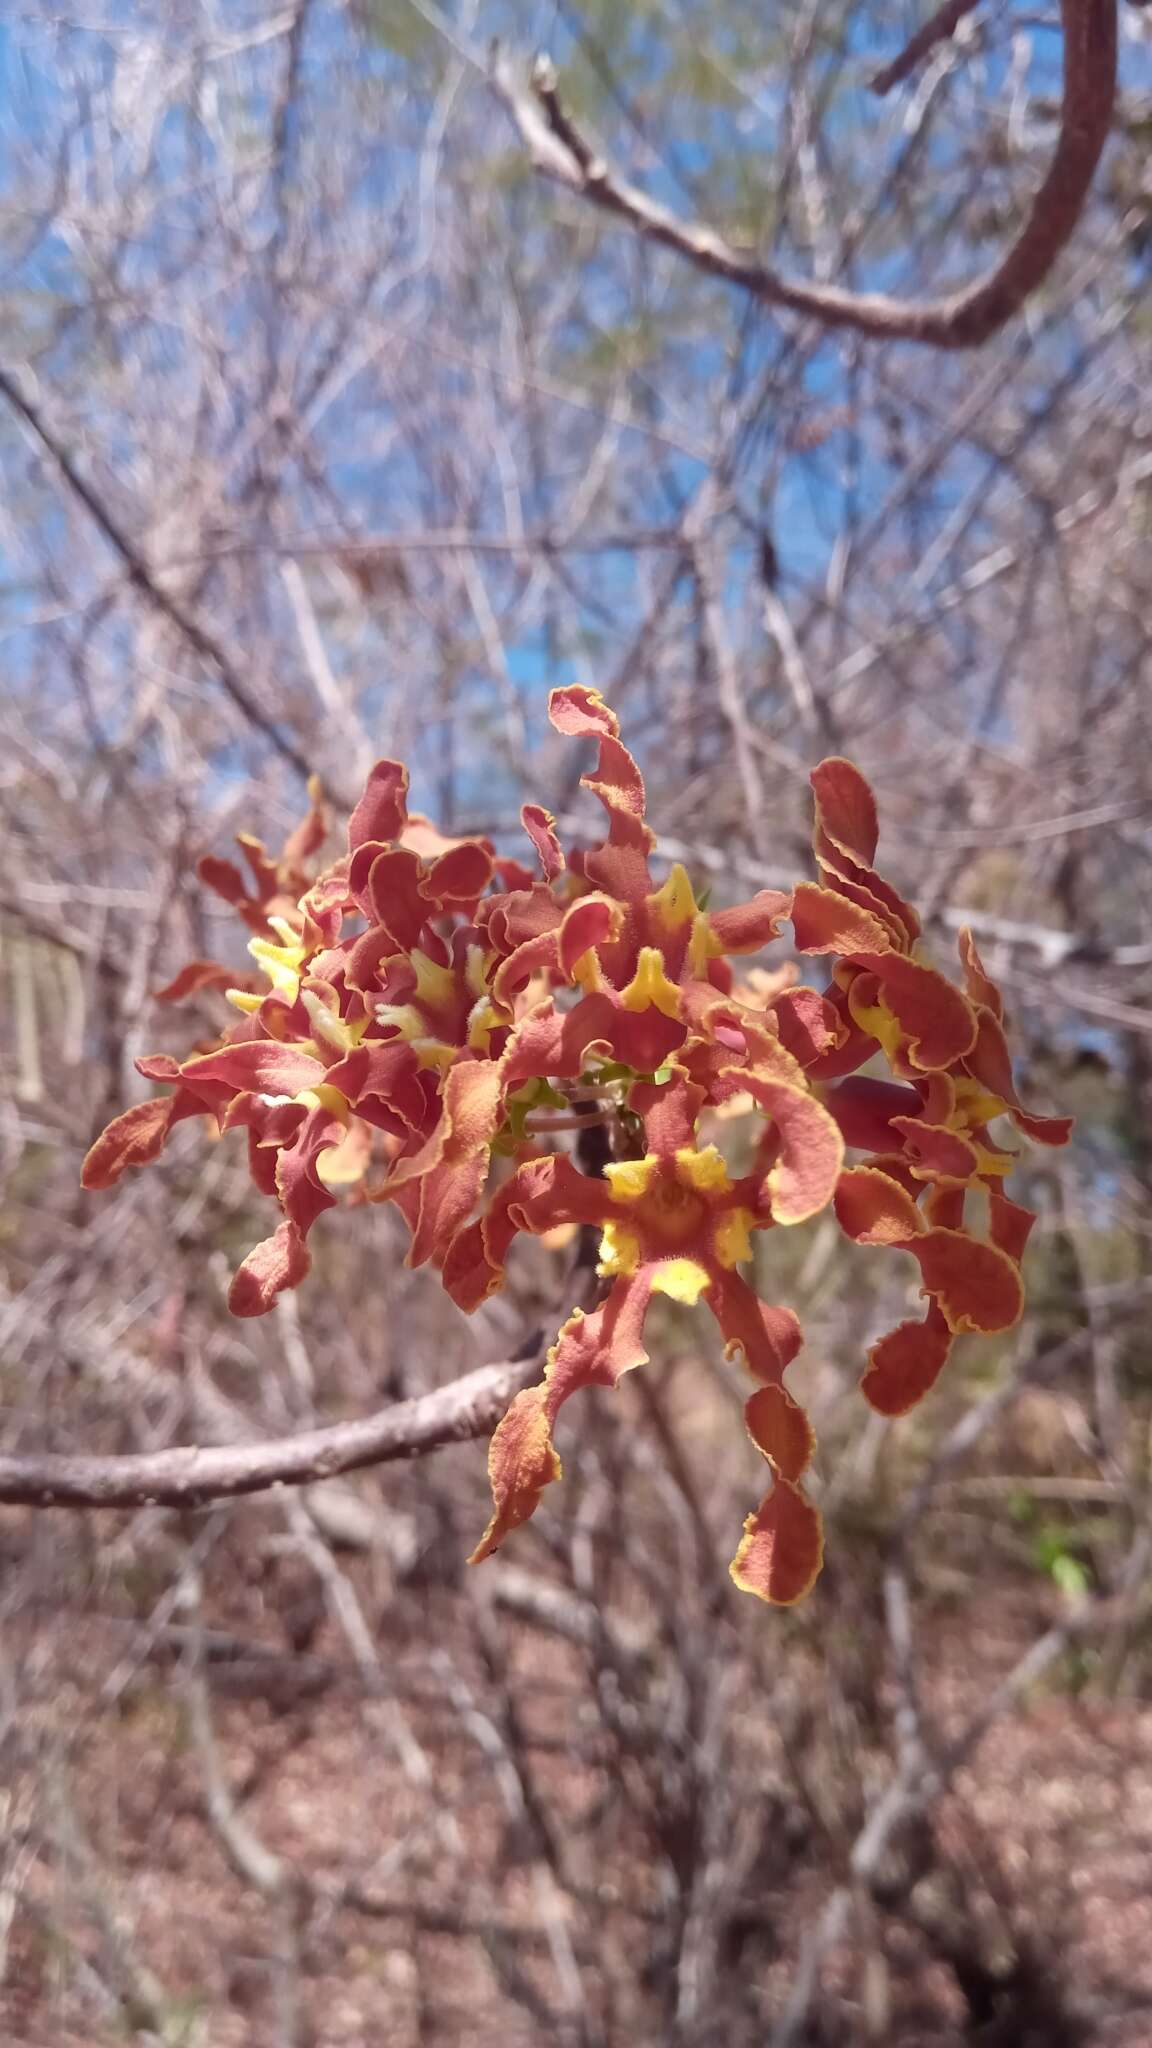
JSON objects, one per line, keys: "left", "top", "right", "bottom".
{"left": 493, "top": 0, "right": 1117, "bottom": 349}
{"left": 771, "top": 1526, "right": 1152, "bottom": 2046}
{"left": 0, "top": 1344, "right": 544, "bottom": 1510}
{"left": 0, "top": 364, "right": 317, "bottom": 786}
{"left": 869, "top": 0, "right": 986, "bottom": 98}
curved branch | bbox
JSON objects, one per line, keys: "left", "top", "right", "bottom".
{"left": 492, "top": 0, "right": 1116, "bottom": 350}
{"left": 0, "top": 1344, "right": 545, "bottom": 1510}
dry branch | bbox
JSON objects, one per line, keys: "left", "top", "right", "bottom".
{"left": 0, "top": 1344, "right": 544, "bottom": 1509}
{"left": 493, "top": 0, "right": 1116, "bottom": 349}
{"left": 869, "top": 0, "right": 986, "bottom": 97}
{"left": 0, "top": 365, "right": 317, "bottom": 786}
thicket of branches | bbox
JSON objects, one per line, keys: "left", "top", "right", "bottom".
{"left": 1, "top": 2, "right": 1151, "bottom": 2042}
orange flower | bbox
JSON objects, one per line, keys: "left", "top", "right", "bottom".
{"left": 82, "top": 704, "right": 1070, "bottom": 1605}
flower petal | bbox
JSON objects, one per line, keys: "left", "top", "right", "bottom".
{"left": 771, "top": 986, "right": 849, "bottom": 1069}
{"left": 470, "top": 1277, "right": 652, "bottom": 1562}
{"left": 196, "top": 854, "right": 251, "bottom": 910}
{"left": 809, "top": 758, "right": 919, "bottom": 945}
{"left": 964, "top": 1011, "right": 1075, "bottom": 1145}
{"left": 707, "top": 889, "right": 792, "bottom": 954}
{"left": 914, "top": 1230, "right": 1024, "bottom": 1335}
{"left": 855, "top": 955, "right": 977, "bottom": 1071}
{"left": 274, "top": 1103, "right": 345, "bottom": 1236}
{"left": 810, "top": 755, "right": 879, "bottom": 868}
{"left": 547, "top": 682, "right": 620, "bottom": 744}
{"left": 521, "top": 802, "right": 565, "bottom": 881}
{"left": 154, "top": 959, "right": 247, "bottom": 1003}
{"left": 837, "top": 1169, "right": 1023, "bottom": 1335}
{"left": 708, "top": 1270, "right": 804, "bottom": 1384}
{"left": 468, "top": 1385, "right": 561, "bottom": 1562}
{"left": 549, "top": 685, "right": 654, "bottom": 898}
{"left": 744, "top": 1382, "right": 815, "bottom": 1481}
{"left": 627, "top": 1072, "right": 703, "bottom": 1155}
{"left": 742, "top": 1071, "right": 844, "bottom": 1224}
{"left": 730, "top": 1481, "right": 823, "bottom": 1605}
{"left": 347, "top": 759, "right": 409, "bottom": 853}
{"left": 425, "top": 839, "right": 494, "bottom": 906}
{"left": 957, "top": 927, "right": 1004, "bottom": 1021}
{"left": 181, "top": 1040, "right": 328, "bottom": 1098}
{"left": 348, "top": 845, "right": 426, "bottom": 941}
{"left": 81, "top": 1096, "right": 181, "bottom": 1189}
{"left": 861, "top": 1307, "right": 952, "bottom": 1416}
{"left": 824, "top": 1077, "right": 923, "bottom": 1152}
{"left": 384, "top": 1056, "right": 508, "bottom": 1268}
{"left": 559, "top": 896, "right": 622, "bottom": 980}
{"left": 228, "top": 1221, "right": 311, "bottom": 1317}
{"left": 835, "top": 1164, "right": 926, "bottom": 1243}
{"left": 888, "top": 1115, "right": 982, "bottom": 1184}
{"left": 988, "top": 1189, "right": 1036, "bottom": 1264}
{"left": 791, "top": 882, "right": 894, "bottom": 957}
{"left": 443, "top": 1151, "right": 613, "bottom": 1312}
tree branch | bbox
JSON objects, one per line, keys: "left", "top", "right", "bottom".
{"left": 869, "top": 0, "right": 986, "bottom": 98}
{"left": 0, "top": 1343, "right": 545, "bottom": 1510}
{"left": 492, "top": 0, "right": 1116, "bottom": 349}
{"left": 0, "top": 364, "right": 317, "bottom": 785}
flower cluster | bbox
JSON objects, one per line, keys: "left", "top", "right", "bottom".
{"left": 83, "top": 690, "right": 1070, "bottom": 1603}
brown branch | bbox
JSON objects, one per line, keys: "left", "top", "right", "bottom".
{"left": 492, "top": 0, "right": 1117, "bottom": 349}
{"left": 0, "top": 1343, "right": 544, "bottom": 1510}
{"left": 0, "top": 364, "right": 317, "bottom": 785}
{"left": 771, "top": 1527, "right": 1152, "bottom": 2046}
{"left": 869, "top": 0, "right": 986, "bottom": 97}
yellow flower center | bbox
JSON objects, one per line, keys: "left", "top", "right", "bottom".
{"left": 597, "top": 1144, "right": 753, "bottom": 1299}
{"left": 620, "top": 947, "right": 681, "bottom": 1018}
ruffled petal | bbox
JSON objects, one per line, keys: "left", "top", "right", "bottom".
{"left": 470, "top": 1276, "right": 652, "bottom": 1562}
{"left": 854, "top": 954, "right": 977, "bottom": 1071}
{"left": 81, "top": 1095, "right": 183, "bottom": 1189}
{"left": 743, "top": 1381, "right": 815, "bottom": 1481}
{"left": 791, "top": 882, "right": 893, "bottom": 957}
{"left": 347, "top": 758, "right": 409, "bottom": 852}
{"left": 730, "top": 1481, "right": 823, "bottom": 1606}
{"left": 914, "top": 1230, "right": 1024, "bottom": 1335}
{"left": 384, "top": 1056, "right": 509, "bottom": 1268}
{"left": 707, "top": 889, "right": 792, "bottom": 954}
{"left": 834, "top": 1164, "right": 925, "bottom": 1245}
{"left": 521, "top": 802, "right": 565, "bottom": 881}
{"left": 963, "top": 1011, "right": 1075, "bottom": 1146}
{"left": 742, "top": 1069, "right": 844, "bottom": 1223}
{"left": 228, "top": 1221, "right": 311, "bottom": 1316}
{"left": 707, "top": 1270, "right": 803, "bottom": 1384}
{"left": 154, "top": 959, "right": 247, "bottom": 1003}
{"left": 181, "top": 1040, "right": 328, "bottom": 1098}
{"left": 860, "top": 1304, "right": 953, "bottom": 1416}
